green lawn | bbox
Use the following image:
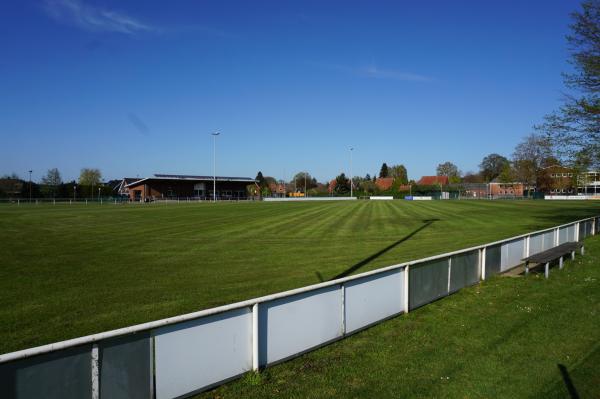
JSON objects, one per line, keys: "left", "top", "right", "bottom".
{"left": 0, "top": 200, "right": 598, "bottom": 354}
{"left": 197, "top": 235, "right": 600, "bottom": 399}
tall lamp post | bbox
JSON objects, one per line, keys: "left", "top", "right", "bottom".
{"left": 28, "top": 170, "right": 32, "bottom": 203}
{"left": 349, "top": 148, "right": 354, "bottom": 197}
{"left": 304, "top": 172, "right": 307, "bottom": 197}
{"left": 212, "top": 131, "right": 220, "bottom": 203}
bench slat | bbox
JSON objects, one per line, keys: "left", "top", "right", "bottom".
{"left": 522, "top": 242, "right": 582, "bottom": 264}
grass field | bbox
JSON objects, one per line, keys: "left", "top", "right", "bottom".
{"left": 197, "top": 235, "right": 600, "bottom": 399}
{"left": 1, "top": 200, "right": 599, "bottom": 354}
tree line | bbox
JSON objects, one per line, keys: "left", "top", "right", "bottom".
{"left": 0, "top": 168, "right": 116, "bottom": 199}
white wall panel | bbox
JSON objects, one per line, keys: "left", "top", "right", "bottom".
{"left": 501, "top": 238, "right": 525, "bottom": 271}
{"left": 529, "top": 234, "right": 544, "bottom": 255}
{"left": 153, "top": 308, "right": 252, "bottom": 399}
{"left": 344, "top": 269, "right": 404, "bottom": 334}
{"left": 542, "top": 231, "right": 555, "bottom": 251}
{"left": 259, "top": 286, "right": 342, "bottom": 366}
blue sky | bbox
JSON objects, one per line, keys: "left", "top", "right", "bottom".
{"left": 0, "top": 0, "right": 576, "bottom": 183}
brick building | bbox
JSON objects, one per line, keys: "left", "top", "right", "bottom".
{"left": 123, "top": 174, "right": 255, "bottom": 201}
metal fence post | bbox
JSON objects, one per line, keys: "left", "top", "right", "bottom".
{"left": 341, "top": 284, "right": 346, "bottom": 336}
{"left": 252, "top": 303, "right": 259, "bottom": 371}
{"left": 447, "top": 258, "right": 452, "bottom": 294}
{"left": 575, "top": 222, "right": 580, "bottom": 242}
{"left": 91, "top": 344, "right": 99, "bottom": 399}
{"left": 404, "top": 265, "right": 410, "bottom": 313}
{"left": 525, "top": 235, "right": 530, "bottom": 257}
{"left": 554, "top": 228, "right": 559, "bottom": 246}
{"left": 480, "top": 247, "right": 486, "bottom": 281}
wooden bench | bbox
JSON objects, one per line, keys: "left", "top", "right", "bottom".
{"left": 522, "top": 242, "right": 584, "bottom": 279}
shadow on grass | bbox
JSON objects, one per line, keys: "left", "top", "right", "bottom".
{"left": 315, "top": 219, "right": 439, "bottom": 283}
{"left": 530, "top": 206, "right": 599, "bottom": 229}
{"left": 558, "top": 364, "right": 580, "bottom": 399}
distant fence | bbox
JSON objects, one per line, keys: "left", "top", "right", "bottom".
{"left": 545, "top": 195, "right": 600, "bottom": 200}
{"left": 0, "top": 216, "right": 598, "bottom": 399}
{"left": 0, "top": 197, "right": 257, "bottom": 205}
{"left": 263, "top": 197, "right": 357, "bottom": 202}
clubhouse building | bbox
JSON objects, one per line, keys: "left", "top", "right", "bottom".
{"left": 120, "top": 174, "right": 256, "bottom": 201}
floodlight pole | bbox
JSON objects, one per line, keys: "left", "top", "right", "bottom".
{"left": 304, "top": 172, "right": 307, "bottom": 196}
{"left": 212, "top": 132, "right": 220, "bottom": 203}
{"left": 349, "top": 147, "right": 354, "bottom": 197}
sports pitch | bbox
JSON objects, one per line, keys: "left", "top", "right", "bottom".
{"left": 1, "top": 200, "right": 598, "bottom": 354}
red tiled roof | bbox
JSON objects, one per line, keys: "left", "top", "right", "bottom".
{"left": 375, "top": 177, "right": 394, "bottom": 190}
{"left": 417, "top": 176, "right": 449, "bottom": 185}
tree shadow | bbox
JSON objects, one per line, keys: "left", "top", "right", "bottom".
{"left": 530, "top": 206, "right": 599, "bottom": 229}
{"left": 558, "top": 364, "right": 580, "bottom": 399}
{"left": 316, "top": 219, "right": 440, "bottom": 282}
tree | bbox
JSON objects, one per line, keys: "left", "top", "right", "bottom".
{"left": 263, "top": 176, "right": 277, "bottom": 186}
{"left": 536, "top": 1, "right": 600, "bottom": 167}
{"left": 292, "top": 172, "right": 316, "bottom": 192}
{"left": 334, "top": 173, "right": 350, "bottom": 194}
{"left": 462, "top": 171, "right": 483, "bottom": 183}
{"left": 1, "top": 173, "right": 20, "bottom": 180}
{"left": 255, "top": 171, "right": 266, "bottom": 187}
{"left": 79, "top": 168, "right": 102, "bottom": 186}
{"left": 41, "top": 168, "right": 62, "bottom": 198}
{"left": 389, "top": 164, "right": 408, "bottom": 184}
{"left": 379, "top": 163, "right": 389, "bottom": 178}
{"left": 365, "top": 173, "right": 371, "bottom": 181}
{"left": 360, "top": 179, "right": 377, "bottom": 194}
{"left": 498, "top": 162, "right": 517, "bottom": 183}
{"left": 436, "top": 162, "right": 461, "bottom": 183}
{"left": 479, "top": 154, "right": 509, "bottom": 182}
{"left": 79, "top": 168, "right": 102, "bottom": 197}
{"left": 512, "top": 134, "right": 553, "bottom": 191}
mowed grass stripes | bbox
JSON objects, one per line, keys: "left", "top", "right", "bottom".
{"left": 0, "top": 200, "right": 598, "bottom": 353}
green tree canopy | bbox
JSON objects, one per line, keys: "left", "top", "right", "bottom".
{"left": 536, "top": 1, "right": 600, "bottom": 167}
{"left": 255, "top": 171, "right": 266, "bottom": 187}
{"left": 479, "top": 154, "right": 509, "bottom": 182}
{"left": 379, "top": 163, "right": 389, "bottom": 178}
{"left": 292, "top": 172, "right": 317, "bottom": 192}
{"left": 334, "top": 173, "right": 350, "bottom": 194}
{"left": 78, "top": 168, "right": 102, "bottom": 186}
{"left": 389, "top": 164, "right": 408, "bottom": 184}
